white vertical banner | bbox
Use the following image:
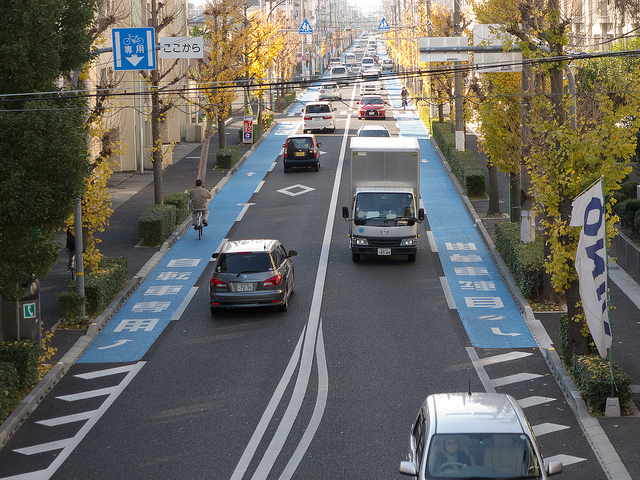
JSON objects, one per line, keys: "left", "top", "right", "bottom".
{"left": 569, "top": 180, "right": 612, "bottom": 357}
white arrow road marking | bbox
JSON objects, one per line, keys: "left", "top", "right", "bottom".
{"left": 97, "top": 339, "right": 132, "bottom": 350}
{"left": 246, "top": 171, "right": 256, "bottom": 176}
{"left": 491, "top": 327, "right": 521, "bottom": 336}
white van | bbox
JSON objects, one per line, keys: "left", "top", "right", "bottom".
{"left": 361, "top": 57, "right": 375, "bottom": 71}
{"left": 330, "top": 65, "right": 348, "bottom": 84}
{"left": 303, "top": 101, "right": 336, "bottom": 133}
{"left": 345, "top": 53, "right": 356, "bottom": 67}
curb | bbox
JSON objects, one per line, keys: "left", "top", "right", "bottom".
{"left": 426, "top": 133, "right": 631, "bottom": 480}
{"left": 0, "top": 120, "right": 278, "bottom": 449}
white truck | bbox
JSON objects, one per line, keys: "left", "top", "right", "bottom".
{"left": 342, "top": 137, "right": 425, "bottom": 262}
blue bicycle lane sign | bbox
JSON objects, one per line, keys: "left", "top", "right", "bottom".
{"left": 112, "top": 27, "right": 156, "bottom": 70}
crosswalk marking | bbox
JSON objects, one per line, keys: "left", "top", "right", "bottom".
{"left": 491, "top": 372, "right": 542, "bottom": 387}
{"left": 56, "top": 386, "right": 118, "bottom": 402}
{"left": 533, "top": 422, "right": 570, "bottom": 437}
{"left": 545, "top": 454, "right": 587, "bottom": 467}
{"left": 14, "top": 439, "right": 72, "bottom": 456}
{"left": 517, "top": 395, "right": 556, "bottom": 409}
{"left": 476, "top": 351, "right": 532, "bottom": 367}
{"left": 75, "top": 364, "right": 141, "bottom": 379}
{"left": 35, "top": 410, "right": 97, "bottom": 427}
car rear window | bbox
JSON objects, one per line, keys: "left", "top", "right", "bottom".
{"left": 332, "top": 67, "right": 346, "bottom": 74}
{"left": 359, "top": 129, "right": 389, "bottom": 137}
{"left": 216, "top": 252, "right": 273, "bottom": 273}
{"left": 288, "top": 138, "right": 313, "bottom": 150}
{"left": 306, "top": 104, "right": 330, "bottom": 114}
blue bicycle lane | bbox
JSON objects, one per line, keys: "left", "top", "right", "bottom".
{"left": 78, "top": 121, "right": 302, "bottom": 363}
{"left": 395, "top": 109, "right": 536, "bottom": 349}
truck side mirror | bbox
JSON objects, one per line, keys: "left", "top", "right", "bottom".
{"left": 418, "top": 208, "right": 425, "bottom": 221}
{"left": 342, "top": 206, "right": 349, "bottom": 218}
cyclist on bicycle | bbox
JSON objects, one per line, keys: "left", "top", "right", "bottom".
{"left": 66, "top": 227, "right": 75, "bottom": 271}
{"left": 401, "top": 86, "right": 409, "bottom": 109}
{"left": 189, "top": 179, "right": 212, "bottom": 229}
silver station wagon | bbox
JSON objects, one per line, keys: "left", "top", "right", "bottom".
{"left": 209, "top": 239, "right": 296, "bottom": 314}
{"left": 399, "top": 392, "right": 563, "bottom": 479}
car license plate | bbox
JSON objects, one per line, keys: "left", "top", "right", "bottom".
{"left": 295, "top": 151, "right": 305, "bottom": 157}
{"left": 378, "top": 248, "right": 391, "bottom": 256}
{"left": 367, "top": 111, "right": 376, "bottom": 116}
{"left": 237, "top": 283, "right": 253, "bottom": 291}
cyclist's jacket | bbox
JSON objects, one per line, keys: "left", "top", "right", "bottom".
{"left": 189, "top": 186, "right": 212, "bottom": 210}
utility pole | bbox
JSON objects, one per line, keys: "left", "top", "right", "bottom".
{"left": 453, "top": 0, "right": 465, "bottom": 151}
{"left": 151, "top": 0, "right": 163, "bottom": 204}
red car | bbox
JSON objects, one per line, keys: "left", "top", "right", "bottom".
{"left": 357, "top": 95, "right": 387, "bottom": 120}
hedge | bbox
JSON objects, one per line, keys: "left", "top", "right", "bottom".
{"left": 494, "top": 221, "right": 544, "bottom": 299}
{"left": 615, "top": 198, "right": 640, "bottom": 231}
{"left": 0, "top": 340, "right": 39, "bottom": 389}
{"left": 275, "top": 92, "right": 296, "bottom": 112}
{"left": 429, "top": 120, "right": 486, "bottom": 197}
{"left": 138, "top": 204, "right": 177, "bottom": 246}
{"left": 58, "top": 256, "right": 128, "bottom": 320}
{"left": 164, "top": 192, "right": 190, "bottom": 225}
{"left": 0, "top": 361, "right": 19, "bottom": 420}
{"left": 217, "top": 145, "right": 240, "bottom": 169}
{"left": 570, "top": 355, "right": 632, "bottom": 413}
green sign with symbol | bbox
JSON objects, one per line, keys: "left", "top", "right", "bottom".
{"left": 23, "top": 303, "right": 36, "bottom": 319}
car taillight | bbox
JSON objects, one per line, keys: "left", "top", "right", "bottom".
{"left": 323, "top": 115, "right": 332, "bottom": 119}
{"left": 304, "top": 116, "right": 312, "bottom": 120}
{"left": 210, "top": 278, "right": 227, "bottom": 289}
{"left": 263, "top": 274, "right": 282, "bottom": 287}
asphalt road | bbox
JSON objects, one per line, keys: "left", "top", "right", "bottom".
{"left": 0, "top": 76, "right": 609, "bottom": 480}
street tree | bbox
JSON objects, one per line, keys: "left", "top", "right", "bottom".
{"left": 472, "top": 0, "right": 640, "bottom": 356}
{"left": 0, "top": 0, "right": 98, "bottom": 300}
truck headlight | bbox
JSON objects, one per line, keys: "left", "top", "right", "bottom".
{"left": 353, "top": 237, "right": 369, "bottom": 246}
{"left": 400, "top": 237, "right": 417, "bottom": 246}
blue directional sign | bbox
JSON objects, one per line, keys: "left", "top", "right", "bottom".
{"left": 299, "top": 19, "right": 313, "bottom": 35}
{"left": 112, "top": 28, "right": 156, "bottom": 70}
{"left": 378, "top": 17, "right": 390, "bottom": 31}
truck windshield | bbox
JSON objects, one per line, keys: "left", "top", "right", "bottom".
{"left": 355, "top": 193, "right": 414, "bottom": 221}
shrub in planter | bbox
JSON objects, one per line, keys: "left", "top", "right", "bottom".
{"left": 164, "top": 192, "right": 190, "bottom": 225}
{"left": 570, "top": 355, "right": 631, "bottom": 414}
{"left": 217, "top": 144, "right": 240, "bottom": 169}
{"left": 0, "top": 340, "right": 39, "bottom": 389}
{"left": 138, "top": 204, "right": 177, "bottom": 246}
{"left": 58, "top": 290, "right": 86, "bottom": 321}
{"left": 83, "top": 256, "right": 128, "bottom": 315}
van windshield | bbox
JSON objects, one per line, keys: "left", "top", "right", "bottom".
{"left": 355, "top": 193, "right": 414, "bottom": 222}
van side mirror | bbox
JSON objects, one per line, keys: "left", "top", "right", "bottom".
{"left": 288, "top": 250, "right": 298, "bottom": 257}
{"left": 342, "top": 206, "right": 349, "bottom": 218}
{"left": 418, "top": 208, "right": 425, "bottom": 221}
{"left": 212, "top": 253, "right": 219, "bottom": 259}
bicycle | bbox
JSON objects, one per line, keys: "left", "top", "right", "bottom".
{"left": 402, "top": 96, "right": 409, "bottom": 110}
{"left": 193, "top": 209, "right": 206, "bottom": 240}
{"left": 67, "top": 248, "right": 76, "bottom": 280}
